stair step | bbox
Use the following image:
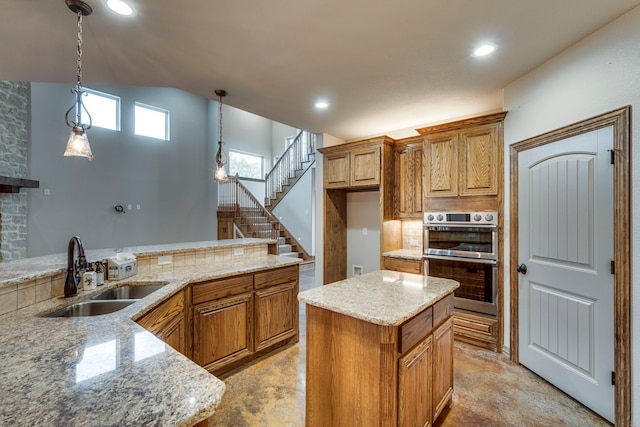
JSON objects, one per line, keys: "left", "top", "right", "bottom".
{"left": 279, "top": 251, "right": 300, "bottom": 258}
{"left": 278, "top": 237, "right": 286, "bottom": 245}
{"left": 278, "top": 244, "right": 292, "bottom": 253}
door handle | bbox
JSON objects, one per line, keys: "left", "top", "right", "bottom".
{"left": 516, "top": 263, "right": 527, "bottom": 274}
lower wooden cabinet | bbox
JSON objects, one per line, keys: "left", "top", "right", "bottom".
{"left": 192, "top": 292, "right": 254, "bottom": 373}
{"left": 384, "top": 256, "right": 423, "bottom": 274}
{"left": 136, "top": 290, "right": 188, "bottom": 356}
{"left": 453, "top": 309, "right": 498, "bottom": 351}
{"left": 255, "top": 282, "right": 298, "bottom": 351}
{"left": 398, "top": 334, "right": 433, "bottom": 427}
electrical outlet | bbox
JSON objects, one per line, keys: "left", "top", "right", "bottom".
{"left": 362, "top": 227, "right": 368, "bottom": 236}
{"left": 410, "top": 239, "right": 420, "bottom": 247}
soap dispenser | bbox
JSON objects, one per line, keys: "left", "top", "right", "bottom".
{"left": 95, "top": 261, "right": 105, "bottom": 286}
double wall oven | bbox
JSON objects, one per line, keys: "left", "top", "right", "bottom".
{"left": 423, "top": 212, "right": 498, "bottom": 316}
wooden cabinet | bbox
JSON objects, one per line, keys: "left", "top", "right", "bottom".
{"left": 136, "top": 290, "right": 188, "bottom": 356}
{"left": 398, "top": 335, "right": 433, "bottom": 427}
{"left": 419, "top": 112, "right": 506, "bottom": 201}
{"left": 306, "top": 291, "right": 455, "bottom": 426}
{"left": 193, "top": 291, "right": 254, "bottom": 373}
{"left": 423, "top": 123, "right": 499, "bottom": 198}
{"left": 432, "top": 317, "right": 454, "bottom": 421}
{"left": 254, "top": 266, "right": 299, "bottom": 352}
{"left": 394, "top": 139, "right": 423, "bottom": 218}
{"left": 323, "top": 145, "right": 382, "bottom": 189}
{"left": 453, "top": 308, "right": 498, "bottom": 351}
{"left": 383, "top": 256, "right": 423, "bottom": 275}
{"left": 191, "top": 265, "right": 299, "bottom": 375}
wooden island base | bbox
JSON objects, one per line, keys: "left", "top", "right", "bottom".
{"left": 305, "top": 290, "right": 455, "bottom": 426}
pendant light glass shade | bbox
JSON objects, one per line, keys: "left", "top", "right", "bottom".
{"left": 64, "top": 127, "right": 94, "bottom": 160}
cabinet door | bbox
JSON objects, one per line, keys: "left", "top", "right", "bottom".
{"left": 411, "top": 148, "right": 424, "bottom": 215}
{"left": 458, "top": 123, "right": 498, "bottom": 196}
{"left": 193, "top": 292, "right": 254, "bottom": 372}
{"left": 324, "top": 152, "right": 350, "bottom": 188}
{"left": 255, "top": 281, "right": 298, "bottom": 351}
{"left": 136, "top": 290, "right": 187, "bottom": 356}
{"left": 432, "top": 317, "right": 454, "bottom": 422}
{"left": 394, "top": 148, "right": 411, "bottom": 217}
{"left": 398, "top": 334, "right": 433, "bottom": 427}
{"left": 350, "top": 147, "right": 381, "bottom": 187}
{"left": 424, "top": 132, "right": 458, "bottom": 197}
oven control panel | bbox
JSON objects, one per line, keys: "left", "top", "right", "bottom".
{"left": 424, "top": 211, "right": 498, "bottom": 225}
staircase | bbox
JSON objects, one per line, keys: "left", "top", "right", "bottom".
{"left": 265, "top": 131, "right": 316, "bottom": 209}
{"left": 217, "top": 176, "right": 312, "bottom": 261}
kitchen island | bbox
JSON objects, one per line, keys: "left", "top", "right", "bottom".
{"left": 0, "top": 239, "right": 300, "bottom": 427}
{"left": 298, "top": 270, "right": 459, "bottom": 426}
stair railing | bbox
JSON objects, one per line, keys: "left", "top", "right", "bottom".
{"left": 265, "top": 130, "right": 316, "bottom": 207}
{"left": 218, "top": 176, "right": 281, "bottom": 240}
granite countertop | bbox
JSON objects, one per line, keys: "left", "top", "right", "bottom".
{"left": 0, "top": 238, "right": 274, "bottom": 290}
{"left": 298, "top": 270, "right": 458, "bottom": 326}
{"left": 381, "top": 248, "right": 423, "bottom": 260}
{"left": 0, "top": 248, "right": 300, "bottom": 427}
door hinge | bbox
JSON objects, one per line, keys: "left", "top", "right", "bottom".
{"left": 610, "top": 260, "right": 615, "bottom": 275}
{"left": 611, "top": 371, "right": 616, "bottom": 386}
{"left": 608, "top": 149, "right": 615, "bottom": 165}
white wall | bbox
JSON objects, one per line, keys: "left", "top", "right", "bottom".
{"left": 347, "top": 191, "right": 381, "bottom": 277}
{"left": 271, "top": 122, "right": 298, "bottom": 161}
{"left": 29, "top": 84, "right": 216, "bottom": 256}
{"left": 503, "top": 6, "right": 640, "bottom": 423}
{"left": 272, "top": 167, "right": 315, "bottom": 254}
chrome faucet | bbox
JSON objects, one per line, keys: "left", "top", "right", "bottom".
{"left": 64, "top": 236, "right": 88, "bottom": 297}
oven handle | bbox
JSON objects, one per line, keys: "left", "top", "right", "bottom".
{"left": 424, "top": 254, "right": 498, "bottom": 265}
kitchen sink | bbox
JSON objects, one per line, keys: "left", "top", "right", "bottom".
{"left": 44, "top": 300, "right": 136, "bottom": 317}
{"left": 89, "top": 284, "right": 165, "bottom": 301}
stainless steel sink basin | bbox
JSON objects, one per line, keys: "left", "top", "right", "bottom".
{"left": 44, "top": 300, "right": 136, "bottom": 317}
{"left": 89, "top": 284, "right": 165, "bottom": 301}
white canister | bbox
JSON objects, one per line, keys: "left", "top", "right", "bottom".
{"left": 83, "top": 270, "right": 97, "bottom": 291}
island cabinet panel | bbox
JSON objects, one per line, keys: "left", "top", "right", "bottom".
{"left": 398, "top": 335, "right": 433, "bottom": 427}
{"left": 255, "top": 282, "right": 298, "bottom": 351}
{"left": 192, "top": 292, "right": 254, "bottom": 373}
{"left": 305, "top": 290, "right": 455, "bottom": 427}
{"left": 306, "top": 305, "right": 398, "bottom": 426}
{"left": 432, "top": 317, "right": 454, "bottom": 421}
{"left": 136, "top": 290, "right": 187, "bottom": 356}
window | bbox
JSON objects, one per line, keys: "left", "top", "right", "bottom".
{"left": 229, "top": 150, "right": 264, "bottom": 180}
{"left": 134, "top": 102, "right": 170, "bottom": 140}
{"left": 81, "top": 88, "right": 120, "bottom": 131}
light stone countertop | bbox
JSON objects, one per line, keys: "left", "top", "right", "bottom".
{"left": 298, "top": 270, "right": 459, "bottom": 326}
{"left": 0, "top": 250, "right": 301, "bottom": 427}
{"left": 0, "top": 238, "right": 273, "bottom": 290}
{"left": 381, "top": 248, "right": 423, "bottom": 260}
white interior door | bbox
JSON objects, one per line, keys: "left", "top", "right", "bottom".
{"left": 517, "top": 126, "right": 614, "bottom": 422}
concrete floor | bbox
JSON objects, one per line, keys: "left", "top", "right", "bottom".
{"left": 209, "top": 268, "right": 611, "bottom": 426}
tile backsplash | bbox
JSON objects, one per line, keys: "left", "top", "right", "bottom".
{"left": 401, "top": 220, "right": 423, "bottom": 249}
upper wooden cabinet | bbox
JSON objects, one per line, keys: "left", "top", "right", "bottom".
{"left": 394, "top": 138, "right": 424, "bottom": 218}
{"left": 319, "top": 138, "right": 392, "bottom": 190}
{"left": 418, "top": 112, "right": 507, "bottom": 199}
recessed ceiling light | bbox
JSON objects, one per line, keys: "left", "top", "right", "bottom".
{"left": 314, "top": 101, "right": 329, "bottom": 109}
{"left": 473, "top": 44, "right": 496, "bottom": 57}
{"left": 107, "top": 0, "right": 133, "bottom": 16}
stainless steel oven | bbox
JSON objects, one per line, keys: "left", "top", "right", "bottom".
{"left": 423, "top": 212, "right": 498, "bottom": 316}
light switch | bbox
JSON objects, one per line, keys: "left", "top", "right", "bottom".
{"left": 362, "top": 227, "right": 368, "bottom": 236}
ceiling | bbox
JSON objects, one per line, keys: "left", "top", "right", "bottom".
{"left": 1, "top": 0, "right": 639, "bottom": 141}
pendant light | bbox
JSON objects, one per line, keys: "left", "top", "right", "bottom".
{"left": 214, "top": 89, "right": 229, "bottom": 182}
{"left": 63, "top": 0, "right": 94, "bottom": 160}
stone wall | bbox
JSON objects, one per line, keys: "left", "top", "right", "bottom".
{"left": 0, "top": 81, "right": 30, "bottom": 261}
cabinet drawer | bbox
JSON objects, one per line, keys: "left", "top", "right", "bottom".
{"left": 254, "top": 265, "right": 298, "bottom": 290}
{"left": 399, "top": 307, "right": 433, "bottom": 354}
{"left": 433, "top": 292, "right": 454, "bottom": 328}
{"left": 384, "top": 257, "right": 422, "bottom": 274}
{"left": 192, "top": 274, "right": 253, "bottom": 305}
